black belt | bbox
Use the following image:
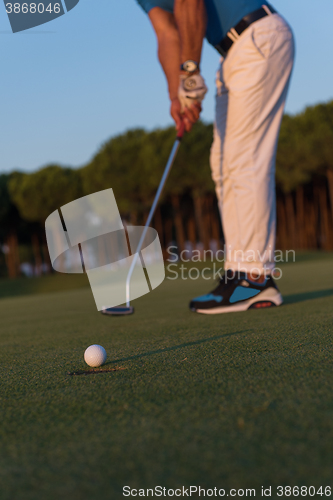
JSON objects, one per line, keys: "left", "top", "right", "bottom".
{"left": 215, "top": 4, "right": 277, "bottom": 57}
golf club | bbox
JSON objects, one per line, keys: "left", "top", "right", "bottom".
{"left": 102, "top": 125, "right": 185, "bottom": 316}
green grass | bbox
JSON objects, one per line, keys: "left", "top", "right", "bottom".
{"left": 0, "top": 272, "right": 88, "bottom": 299}
{"left": 0, "top": 253, "right": 333, "bottom": 499}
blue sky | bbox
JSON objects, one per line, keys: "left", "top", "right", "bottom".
{"left": 0, "top": 0, "right": 332, "bottom": 172}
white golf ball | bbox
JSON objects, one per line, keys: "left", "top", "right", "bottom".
{"left": 84, "top": 344, "right": 107, "bottom": 367}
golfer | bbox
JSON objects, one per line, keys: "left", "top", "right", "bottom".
{"left": 136, "top": 0, "right": 295, "bottom": 314}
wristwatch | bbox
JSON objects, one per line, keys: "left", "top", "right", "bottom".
{"left": 180, "top": 60, "right": 199, "bottom": 73}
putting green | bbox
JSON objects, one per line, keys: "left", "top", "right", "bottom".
{"left": 0, "top": 253, "right": 332, "bottom": 499}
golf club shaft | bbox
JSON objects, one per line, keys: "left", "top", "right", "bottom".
{"left": 125, "top": 129, "right": 184, "bottom": 306}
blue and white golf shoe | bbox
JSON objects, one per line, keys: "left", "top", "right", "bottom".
{"left": 189, "top": 270, "right": 283, "bottom": 314}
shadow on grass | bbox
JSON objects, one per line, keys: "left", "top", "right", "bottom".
{"left": 283, "top": 288, "right": 333, "bottom": 305}
{"left": 106, "top": 329, "right": 252, "bottom": 365}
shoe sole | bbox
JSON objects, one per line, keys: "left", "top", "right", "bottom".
{"left": 193, "top": 288, "right": 283, "bottom": 315}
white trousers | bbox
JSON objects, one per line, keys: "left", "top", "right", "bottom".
{"left": 210, "top": 13, "right": 295, "bottom": 274}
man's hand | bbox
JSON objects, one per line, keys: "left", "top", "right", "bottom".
{"left": 171, "top": 97, "right": 202, "bottom": 133}
{"left": 173, "top": 72, "right": 207, "bottom": 131}
{"left": 178, "top": 73, "right": 207, "bottom": 111}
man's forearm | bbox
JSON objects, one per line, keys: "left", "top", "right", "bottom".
{"left": 148, "top": 5, "right": 205, "bottom": 132}
{"left": 174, "top": 0, "right": 207, "bottom": 64}
{"left": 157, "top": 31, "right": 181, "bottom": 100}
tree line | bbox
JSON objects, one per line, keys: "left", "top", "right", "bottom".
{"left": 0, "top": 100, "right": 332, "bottom": 278}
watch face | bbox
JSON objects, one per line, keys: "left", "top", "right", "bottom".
{"left": 183, "top": 60, "right": 198, "bottom": 72}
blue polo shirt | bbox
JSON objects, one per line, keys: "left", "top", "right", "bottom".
{"left": 136, "top": 0, "right": 270, "bottom": 47}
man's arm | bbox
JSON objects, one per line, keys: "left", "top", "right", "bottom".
{"left": 148, "top": 9, "right": 181, "bottom": 104}
{"left": 174, "top": 0, "right": 206, "bottom": 64}
{"left": 148, "top": 4, "right": 207, "bottom": 132}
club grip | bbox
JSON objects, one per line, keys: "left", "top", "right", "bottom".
{"left": 177, "top": 121, "right": 185, "bottom": 140}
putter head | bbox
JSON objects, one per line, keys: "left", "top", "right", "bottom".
{"left": 101, "top": 306, "right": 134, "bottom": 316}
